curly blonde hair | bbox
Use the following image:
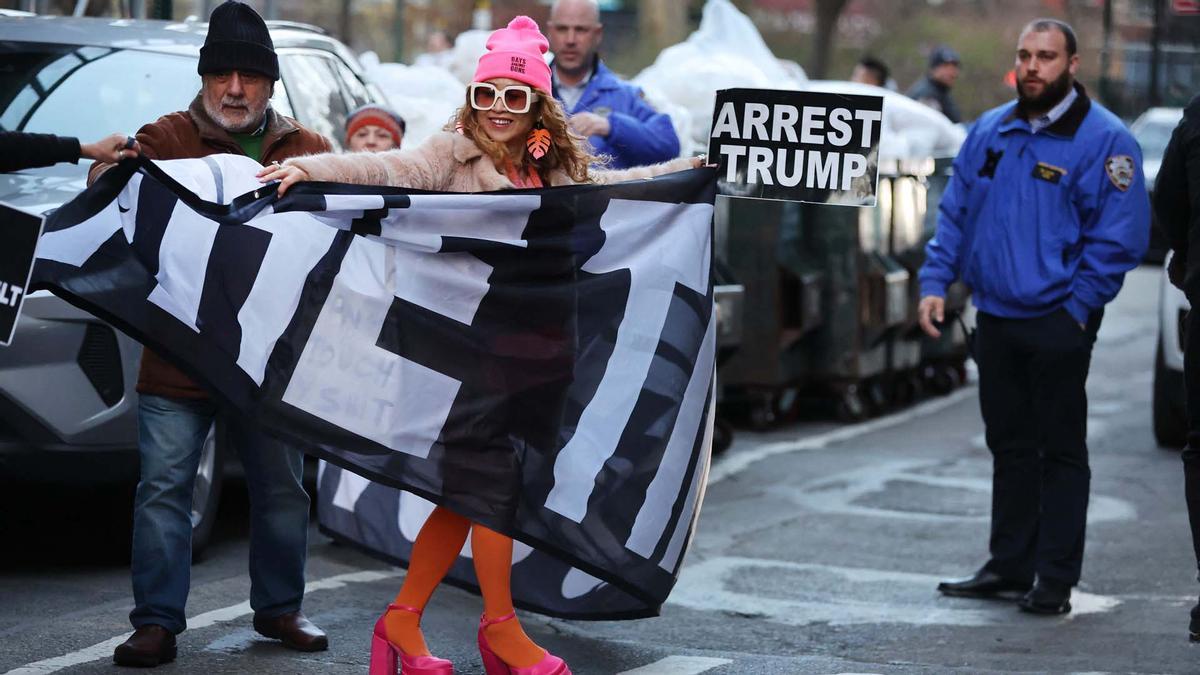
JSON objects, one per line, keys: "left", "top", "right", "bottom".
{"left": 448, "top": 86, "right": 605, "bottom": 184}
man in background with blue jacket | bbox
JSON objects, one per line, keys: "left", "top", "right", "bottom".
{"left": 918, "top": 18, "right": 1149, "bottom": 615}
{"left": 547, "top": 0, "right": 680, "bottom": 169}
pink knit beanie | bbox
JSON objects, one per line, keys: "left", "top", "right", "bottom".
{"left": 473, "top": 15, "right": 552, "bottom": 93}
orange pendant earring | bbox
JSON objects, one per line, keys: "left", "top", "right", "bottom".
{"left": 526, "top": 121, "right": 550, "bottom": 160}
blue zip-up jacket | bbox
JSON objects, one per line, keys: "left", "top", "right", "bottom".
{"left": 919, "top": 84, "right": 1150, "bottom": 324}
{"left": 552, "top": 57, "right": 680, "bottom": 170}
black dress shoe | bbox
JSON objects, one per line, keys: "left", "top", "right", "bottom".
{"left": 1018, "top": 581, "right": 1072, "bottom": 615}
{"left": 253, "top": 610, "right": 329, "bottom": 652}
{"left": 937, "top": 568, "right": 1032, "bottom": 599}
{"left": 113, "top": 624, "right": 177, "bottom": 667}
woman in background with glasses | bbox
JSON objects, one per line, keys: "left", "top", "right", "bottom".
{"left": 259, "top": 15, "right": 699, "bottom": 675}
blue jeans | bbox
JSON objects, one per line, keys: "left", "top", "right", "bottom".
{"left": 131, "top": 394, "right": 310, "bottom": 634}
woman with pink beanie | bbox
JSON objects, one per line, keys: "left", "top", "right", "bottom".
{"left": 260, "top": 15, "right": 700, "bottom": 675}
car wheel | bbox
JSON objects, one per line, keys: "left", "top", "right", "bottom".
{"left": 191, "top": 419, "right": 227, "bottom": 560}
{"left": 1153, "top": 341, "right": 1188, "bottom": 449}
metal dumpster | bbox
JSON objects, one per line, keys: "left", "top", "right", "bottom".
{"left": 712, "top": 256, "right": 744, "bottom": 453}
{"left": 715, "top": 155, "right": 972, "bottom": 426}
{"left": 883, "top": 158, "right": 970, "bottom": 402}
{"left": 904, "top": 157, "right": 971, "bottom": 393}
{"left": 716, "top": 180, "right": 912, "bottom": 426}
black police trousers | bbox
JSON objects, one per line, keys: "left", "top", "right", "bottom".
{"left": 975, "top": 308, "right": 1102, "bottom": 587}
{"left": 1182, "top": 306, "right": 1200, "bottom": 577}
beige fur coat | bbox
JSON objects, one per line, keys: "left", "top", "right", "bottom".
{"left": 285, "top": 131, "right": 695, "bottom": 191}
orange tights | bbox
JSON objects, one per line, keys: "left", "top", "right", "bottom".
{"left": 383, "top": 505, "right": 546, "bottom": 667}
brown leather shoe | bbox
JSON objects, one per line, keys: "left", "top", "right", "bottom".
{"left": 113, "top": 624, "right": 177, "bottom": 667}
{"left": 253, "top": 610, "right": 329, "bottom": 652}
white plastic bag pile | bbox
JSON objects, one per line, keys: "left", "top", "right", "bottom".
{"left": 804, "top": 80, "right": 966, "bottom": 160}
{"left": 359, "top": 51, "right": 462, "bottom": 149}
{"left": 358, "top": 31, "right": 495, "bottom": 149}
{"left": 444, "top": 30, "right": 493, "bottom": 89}
{"left": 634, "top": 0, "right": 964, "bottom": 160}
{"left": 634, "top": 0, "right": 808, "bottom": 154}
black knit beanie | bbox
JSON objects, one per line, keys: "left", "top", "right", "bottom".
{"left": 198, "top": 1, "right": 279, "bottom": 81}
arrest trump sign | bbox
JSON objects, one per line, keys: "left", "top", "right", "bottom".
{"left": 707, "top": 88, "right": 884, "bottom": 206}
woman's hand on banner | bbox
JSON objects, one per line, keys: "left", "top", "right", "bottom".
{"left": 918, "top": 295, "right": 945, "bottom": 338}
{"left": 257, "top": 161, "right": 309, "bottom": 196}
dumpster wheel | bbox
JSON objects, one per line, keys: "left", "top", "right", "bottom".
{"left": 891, "top": 371, "right": 922, "bottom": 407}
{"left": 864, "top": 379, "right": 889, "bottom": 416}
{"left": 924, "top": 362, "right": 963, "bottom": 395}
{"left": 713, "top": 418, "right": 734, "bottom": 454}
{"left": 835, "top": 385, "right": 868, "bottom": 423}
{"left": 747, "top": 391, "right": 777, "bottom": 430}
{"left": 740, "top": 387, "right": 807, "bottom": 430}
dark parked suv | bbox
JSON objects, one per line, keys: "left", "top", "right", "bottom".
{"left": 0, "top": 14, "right": 388, "bottom": 553}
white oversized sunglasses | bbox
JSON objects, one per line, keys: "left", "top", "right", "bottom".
{"left": 469, "top": 82, "right": 539, "bottom": 114}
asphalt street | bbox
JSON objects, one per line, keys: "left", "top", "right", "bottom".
{"left": 2, "top": 266, "right": 1198, "bottom": 674}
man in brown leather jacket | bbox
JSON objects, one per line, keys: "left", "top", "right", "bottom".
{"left": 89, "top": 2, "right": 333, "bottom": 667}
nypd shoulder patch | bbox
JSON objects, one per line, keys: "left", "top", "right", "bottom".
{"left": 1105, "top": 155, "right": 1135, "bottom": 192}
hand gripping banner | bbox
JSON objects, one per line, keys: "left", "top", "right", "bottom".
{"left": 31, "top": 155, "right": 718, "bottom": 619}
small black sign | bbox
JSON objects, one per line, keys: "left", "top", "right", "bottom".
{"left": 0, "top": 201, "right": 45, "bottom": 346}
{"left": 707, "top": 88, "right": 884, "bottom": 206}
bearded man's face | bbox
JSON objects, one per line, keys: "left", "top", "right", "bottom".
{"left": 201, "top": 70, "right": 272, "bottom": 133}
{"left": 1014, "top": 28, "right": 1079, "bottom": 115}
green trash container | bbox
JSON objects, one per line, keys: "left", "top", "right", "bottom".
{"left": 717, "top": 177, "right": 913, "bottom": 425}
{"left": 908, "top": 157, "right": 971, "bottom": 393}
{"left": 884, "top": 158, "right": 967, "bottom": 401}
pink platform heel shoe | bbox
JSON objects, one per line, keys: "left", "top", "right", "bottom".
{"left": 369, "top": 604, "right": 454, "bottom": 675}
{"left": 477, "top": 612, "right": 571, "bottom": 675}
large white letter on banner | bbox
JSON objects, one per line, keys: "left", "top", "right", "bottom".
{"left": 281, "top": 197, "right": 538, "bottom": 458}
{"left": 282, "top": 237, "right": 460, "bottom": 457}
{"left": 544, "top": 199, "right": 712, "bottom": 523}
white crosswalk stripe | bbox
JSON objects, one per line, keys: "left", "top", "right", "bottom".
{"left": 3, "top": 569, "right": 401, "bottom": 674}
{"left": 616, "top": 655, "right": 734, "bottom": 675}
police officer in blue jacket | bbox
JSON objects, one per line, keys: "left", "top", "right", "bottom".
{"left": 546, "top": 0, "right": 680, "bottom": 169}
{"left": 918, "top": 19, "right": 1149, "bottom": 615}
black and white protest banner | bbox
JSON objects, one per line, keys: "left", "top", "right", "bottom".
{"left": 707, "top": 87, "right": 884, "bottom": 206}
{"left": 30, "top": 155, "right": 717, "bottom": 619}
{"left": 0, "top": 202, "right": 45, "bottom": 345}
